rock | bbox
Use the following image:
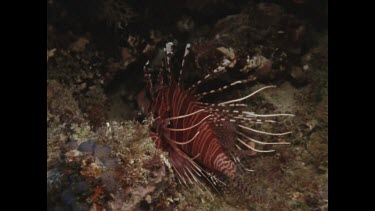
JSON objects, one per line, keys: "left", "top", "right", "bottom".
{"left": 47, "top": 48, "right": 57, "bottom": 62}
{"left": 102, "top": 158, "right": 119, "bottom": 169}
{"left": 61, "top": 190, "right": 75, "bottom": 205}
{"left": 120, "top": 47, "right": 136, "bottom": 68}
{"left": 290, "top": 66, "right": 308, "bottom": 85}
{"left": 94, "top": 145, "right": 111, "bottom": 160}
{"left": 74, "top": 181, "right": 89, "bottom": 193}
{"left": 254, "top": 3, "right": 284, "bottom": 27}
{"left": 145, "top": 194, "right": 152, "bottom": 204}
{"left": 289, "top": 24, "right": 306, "bottom": 43}
{"left": 290, "top": 66, "right": 303, "bottom": 80}
{"left": 254, "top": 57, "right": 274, "bottom": 80}
{"left": 100, "top": 171, "right": 117, "bottom": 192}
{"left": 217, "top": 47, "right": 235, "bottom": 60}
{"left": 64, "top": 150, "right": 83, "bottom": 163}
{"left": 65, "top": 140, "right": 78, "bottom": 151}
{"left": 70, "top": 37, "right": 90, "bottom": 52}
{"left": 78, "top": 140, "right": 96, "bottom": 154}
{"left": 177, "top": 15, "right": 195, "bottom": 32}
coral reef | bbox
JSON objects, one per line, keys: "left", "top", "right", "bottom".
{"left": 97, "top": 0, "right": 137, "bottom": 28}
{"left": 47, "top": 0, "right": 328, "bottom": 210}
{"left": 47, "top": 68, "right": 178, "bottom": 210}
{"left": 47, "top": 105, "right": 179, "bottom": 210}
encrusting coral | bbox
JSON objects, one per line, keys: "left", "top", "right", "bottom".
{"left": 47, "top": 0, "right": 327, "bottom": 209}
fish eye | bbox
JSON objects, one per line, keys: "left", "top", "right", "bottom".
{"left": 164, "top": 120, "right": 172, "bottom": 128}
{"left": 136, "top": 112, "right": 147, "bottom": 124}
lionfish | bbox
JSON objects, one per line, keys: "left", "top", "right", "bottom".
{"left": 140, "top": 42, "right": 293, "bottom": 193}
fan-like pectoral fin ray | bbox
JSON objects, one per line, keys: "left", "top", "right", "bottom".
{"left": 218, "top": 85, "right": 276, "bottom": 106}
{"left": 237, "top": 138, "right": 275, "bottom": 153}
{"left": 166, "top": 109, "right": 205, "bottom": 121}
{"left": 165, "top": 131, "right": 200, "bottom": 145}
{"left": 164, "top": 115, "right": 212, "bottom": 132}
{"left": 237, "top": 131, "right": 290, "bottom": 145}
{"left": 242, "top": 111, "right": 294, "bottom": 118}
{"left": 238, "top": 124, "right": 292, "bottom": 136}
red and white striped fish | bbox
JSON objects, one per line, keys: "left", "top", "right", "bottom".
{"left": 141, "top": 42, "right": 293, "bottom": 191}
